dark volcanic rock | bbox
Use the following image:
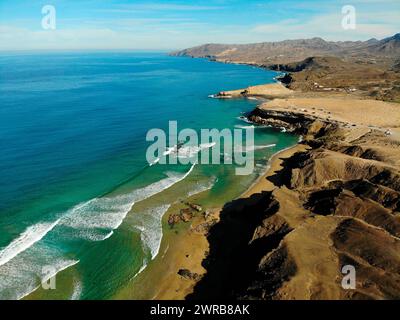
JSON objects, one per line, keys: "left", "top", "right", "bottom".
{"left": 168, "top": 214, "right": 181, "bottom": 227}
{"left": 246, "top": 107, "right": 314, "bottom": 134}
{"left": 178, "top": 269, "right": 201, "bottom": 281}
{"left": 186, "top": 202, "right": 203, "bottom": 212}
{"left": 185, "top": 108, "right": 400, "bottom": 300}
{"left": 187, "top": 191, "right": 291, "bottom": 300}
{"left": 180, "top": 208, "right": 193, "bottom": 222}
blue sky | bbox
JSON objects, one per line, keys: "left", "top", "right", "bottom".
{"left": 0, "top": 0, "right": 399, "bottom": 50}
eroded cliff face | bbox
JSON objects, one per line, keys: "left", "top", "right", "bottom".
{"left": 188, "top": 109, "right": 400, "bottom": 300}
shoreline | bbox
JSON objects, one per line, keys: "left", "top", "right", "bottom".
{"left": 111, "top": 60, "right": 299, "bottom": 300}
{"left": 112, "top": 88, "right": 301, "bottom": 299}
{"left": 117, "top": 54, "right": 399, "bottom": 300}
{"left": 113, "top": 107, "right": 303, "bottom": 299}
{"left": 113, "top": 142, "right": 300, "bottom": 300}
{"left": 184, "top": 76, "right": 400, "bottom": 299}
{"left": 239, "top": 142, "right": 301, "bottom": 198}
{"left": 6, "top": 47, "right": 399, "bottom": 300}
{"left": 135, "top": 55, "right": 400, "bottom": 299}
{"left": 22, "top": 54, "right": 287, "bottom": 301}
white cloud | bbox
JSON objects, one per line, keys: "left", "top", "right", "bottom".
{"left": 1, "top": 3, "right": 398, "bottom": 51}
{"left": 252, "top": 11, "right": 399, "bottom": 41}
{"left": 0, "top": 25, "right": 238, "bottom": 50}
{"left": 103, "top": 3, "right": 224, "bottom": 13}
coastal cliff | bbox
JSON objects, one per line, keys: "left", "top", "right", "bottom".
{"left": 172, "top": 34, "right": 400, "bottom": 102}
{"left": 187, "top": 97, "right": 400, "bottom": 300}
{"left": 169, "top": 36, "right": 400, "bottom": 299}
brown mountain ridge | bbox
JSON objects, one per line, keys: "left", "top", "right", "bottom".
{"left": 172, "top": 34, "right": 400, "bottom": 102}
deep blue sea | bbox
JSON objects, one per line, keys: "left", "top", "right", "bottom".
{"left": 0, "top": 52, "right": 298, "bottom": 299}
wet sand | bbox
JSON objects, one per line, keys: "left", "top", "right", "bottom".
{"left": 115, "top": 81, "right": 400, "bottom": 300}
{"left": 112, "top": 143, "right": 304, "bottom": 300}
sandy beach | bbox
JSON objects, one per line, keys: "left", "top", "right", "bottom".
{"left": 113, "top": 145, "right": 306, "bottom": 300}
{"left": 113, "top": 199, "right": 221, "bottom": 299}
{"left": 262, "top": 95, "right": 400, "bottom": 132}
{"left": 2, "top": 0, "right": 400, "bottom": 303}
{"left": 218, "top": 83, "right": 293, "bottom": 99}
{"left": 123, "top": 79, "right": 400, "bottom": 300}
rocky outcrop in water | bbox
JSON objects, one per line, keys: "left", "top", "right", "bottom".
{"left": 247, "top": 107, "right": 317, "bottom": 133}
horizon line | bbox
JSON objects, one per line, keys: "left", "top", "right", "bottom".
{"left": 1, "top": 32, "right": 398, "bottom": 53}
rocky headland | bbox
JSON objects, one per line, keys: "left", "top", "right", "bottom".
{"left": 167, "top": 35, "right": 400, "bottom": 299}
{"left": 172, "top": 34, "right": 400, "bottom": 102}
{"left": 188, "top": 98, "right": 400, "bottom": 299}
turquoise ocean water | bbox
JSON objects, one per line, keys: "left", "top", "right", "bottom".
{"left": 0, "top": 52, "right": 298, "bottom": 299}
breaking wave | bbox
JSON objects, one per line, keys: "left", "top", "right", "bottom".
{"left": 138, "top": 205, "right": 171, "bottom": 260}
{"left": 234, "top": 144, "right": 276, "bottom": 152}
{"left": 60, "top": 163, "right": 196, "bottom": 241}
{"left": 187, "top": 177, "right": 216, "bottom": 198}
{"left": 0, "top": 220, "right": 60, "bottom": 268}
{"left": 0, "top": 163, "right": 196, "bottom": 299}
{"left": 0, "top": 240, "right": 79, "bottom": 300}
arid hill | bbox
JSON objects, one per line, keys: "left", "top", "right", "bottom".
{"left": 171, "top": 34, "right": 400, "bottom": 65}
{"left": 172, "top": 34, "right": 400, "bottom": 102}
{"left": 172, "top": 35, "right": 400, "bottom": 300}
{"left": 270, "top": 56, "right": 400, "bottom": 102}
{"left": 393, "top": 59, "right": 400, "bottom": 72}
{"left": 188, "top": 104, "right": 400, "bottom": 300}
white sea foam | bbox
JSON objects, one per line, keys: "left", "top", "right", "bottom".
{"left": 138, "top": 205, "right": 171, "bottom": 260}
{"left": 60, "top": 163, "right": 196, "bottom": 242}
{"left": 162, "top": 142, "right": 216, "bottom": 160}
{"left": 221, "top": 152, "right": 232, "bottom": 162}
{"left": 235, "top": 124, "right": 255, "bottom": 130}
{"left": 60, "top": 195, "right": 134, "bottom": 241}
{"left": 163, "top": 146, "right": 176, "bottom": 156}
{"left": 187, "top": 177, "right": 216, "bottom": 198}
{"left": 0, "top": 163, "right": 196, "bottom": 299}
{"left": 236, "top": 117, "right": 288, "bottom": 130}
{"left": 41, "top": 259, "right": 80, "bottom": 285}
{"left": 0, "top": 219, "right": 60, "bottom": 268}
{"left": 70, "top": 279, "right": 83, "bottom": 300}
{"left": 234, "top": 144, "right": 276, "bottom": 152}
{"left": 101, "top": 231, "right": 115, "bottom": 241}
{"left": 253, "top": 144, "right": 276, "bottom": 151}
{"left": 17, "top": 258, "right": 80, "bottom": 300}
{"left": 0, "top": 241, "right": 79, "bottom": 300}
{"left": 132, "top": 260, "right": 148, "bottom": 280}
{"left": 149, "top": 157, "right": 160, "bottom": 166}
{"left": 237, "top": 116, "right": 254, "bottom": 124}
{"left": 235, "top": 121, "right": 274, "bottom": 129}
{"left": 130, "top": 175, "right": 215, "bottom": 278}
{"left": 129, "top": 204, "right": 171, "bottom": 270}
{"left": 131, "top": 162, "right": 195, "bottom": 201}
{"left": 177, "top": 142, "right": 216, "bottom": 159}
